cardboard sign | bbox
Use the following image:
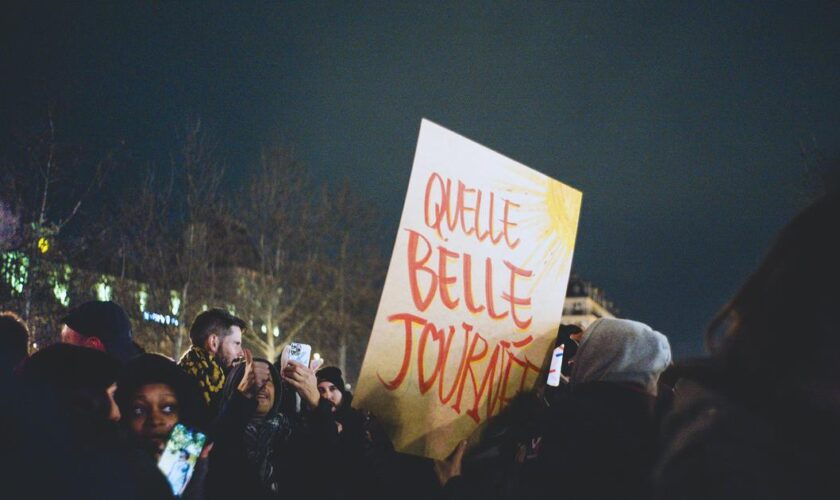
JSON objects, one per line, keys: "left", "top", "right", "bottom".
{"left": 354, "top": 119, "right": 582, "bottom": 459}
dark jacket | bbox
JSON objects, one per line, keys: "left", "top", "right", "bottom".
{"left": 654, "top": 362, "right": 840, "bottom": 500}
{"left": 327, "top": 392, "right": 408, "bottom": 499}
{"left": 445, "top": 318, "right": 671, "bottom": 500}
{"left": 2, "top": 356, "right": 174, "bottom": 500}
{"left": 207, "top": 359, "right": 338, "bottom": 500}
{"left": 445, "top": 384, "right": 658, "bottom": 500}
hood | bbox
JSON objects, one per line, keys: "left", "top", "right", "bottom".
{"left": 570, "top": 318, "right": 672, "bottom": 396}
{"left": 116, "top": 353, "right": 209, "bottom": 430}
{"left": 221, "top": 357, "right": 285, "bottom": 417}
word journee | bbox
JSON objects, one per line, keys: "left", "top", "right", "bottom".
{"left": 378, "top": 172, "right": 544, "bottom": 424}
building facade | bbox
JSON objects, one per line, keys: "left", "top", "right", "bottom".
{"left": 561, "top": 275, "right": 617, "bottom": 328}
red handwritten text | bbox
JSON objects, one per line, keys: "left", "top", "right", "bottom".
{"left": 424, "top": 172, "right": 521, "bottom": 249}
{"left": 406, "top": 229, "right": 533, "bottom": 329}
{"left": 377, "top": 313, "right": 543, "bottom": 423}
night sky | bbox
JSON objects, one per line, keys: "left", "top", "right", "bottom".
{"left": 3, "top": 1, "right": 839, "bottom": 358}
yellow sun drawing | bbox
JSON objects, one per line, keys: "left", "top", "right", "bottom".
{"left": 496, "top": 168, "right": 582, "bottom": 293}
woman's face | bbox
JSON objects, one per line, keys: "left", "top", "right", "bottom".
{"left": 128, "top": 383, "right": 179, "bottom": 458}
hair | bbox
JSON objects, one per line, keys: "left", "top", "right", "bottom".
{"left": 188, "top": 308, "right": 246, "bottom": 346}
{"left": 116, "top": 353, "right": 209, "bottom": 430}
{"left": 0, "top": 311, "right": 29, "bottom": 365}
{"left": 20, "top": 343, "right": 121, "bottom": 423}
{"left": 555, "top": 323, "right": 583, "bottom": 346}
{"left": 705, "top": 190, "right": 840, "bottom": 403}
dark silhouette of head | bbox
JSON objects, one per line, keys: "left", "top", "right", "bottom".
{"left": 60, "top": 301, "right": 140, "bottom": 363}
{"left": 706, "top": 190, "right": 840, "bottom": 405}
{"left": 0, "top": 311, "right": 29, "bottom": 372}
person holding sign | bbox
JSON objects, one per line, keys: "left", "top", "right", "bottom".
{"left": 441, "top": 318, "right": 671, "bottom": 499}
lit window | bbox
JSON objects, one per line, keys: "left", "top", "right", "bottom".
{"left": 1, "top": 251, "right": 29, "bottom": 295}
{"left": 50, "top": 265, "right": 72, "bottom": 307}
{"left": 95, "top": 279, "right": 112, "bottom": 301}
{"left": 137, "top": 286, "right": 148, "bottom": 312}
{"left": 170, "top": 291, "right": 181, "bottom": 316}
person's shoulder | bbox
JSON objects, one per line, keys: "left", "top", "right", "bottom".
{"left": 654, "top": 377, "right": 778, "bottom": 498}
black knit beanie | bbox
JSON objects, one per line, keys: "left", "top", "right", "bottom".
{"left": 316, "top": 366, "right": 347, "bottom": 396}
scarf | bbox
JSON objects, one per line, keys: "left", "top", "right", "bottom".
{"left": 178, "top": 346, "right": 225, "bottom": 405}
{"left": 243, "top": 413, "right": 293, "bottom": 493}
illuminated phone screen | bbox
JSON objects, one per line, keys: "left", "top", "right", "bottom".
{"left": 157, "top": 423, "right": 206, "bottom": 497}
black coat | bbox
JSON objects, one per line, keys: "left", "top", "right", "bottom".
{"left": 446, "top": 383, "right": 659, "bottom": 500}
{"left": 655, "top": 366, "right": 840, "bottom": 500}
{"left": 207, "top": 367, "right": 339, "bottom": 500}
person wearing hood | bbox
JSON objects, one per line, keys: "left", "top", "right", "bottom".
{"left": 207, "top": 349, "right": 338, "bottom": 500}
{"left": 8, "top": 344, "right": 174, "bottom": 499}
{"left": 116, "top": 353, "right": 210, "bottom": 498}
{"left": 117, "top": 353, "right": 209, "bottom": 459}
{"left": 441, "top": 317, "right": 672, "bottom": 499}
{"left": 543, "top": 317, "right": 671, "bottom": 499}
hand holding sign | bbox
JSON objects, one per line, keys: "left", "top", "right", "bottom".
{"left": 433, "top": 440, "right": 467, "bottom": 486}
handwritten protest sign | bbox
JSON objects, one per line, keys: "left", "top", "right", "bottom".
{"left": 354, "top": 119, "right": 582, "bottom": 459}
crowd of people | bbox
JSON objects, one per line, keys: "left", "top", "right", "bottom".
{"left": 1, "top": 188, "right": 838, "bottom": 499}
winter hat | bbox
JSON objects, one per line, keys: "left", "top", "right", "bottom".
{"left": 62, "top": 301, "right": 140, "bottom": 363}
{"left": 570, "top": 318, "right": 672, "bottom": 396}
{"left": 316, "top": 366, "right": 347, "bottom": 395}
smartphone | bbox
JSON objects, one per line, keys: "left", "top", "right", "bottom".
{"left": 546, "top": 344, "right": 564, "bottom": 387}
{"left": 288, "top": 342, "right": 312, "bottom": 368}
{"left": 157, "top": 423, "right": 206, "bottom": 497}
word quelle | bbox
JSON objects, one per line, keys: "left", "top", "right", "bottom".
{"left": 424, "top": 172, "right": 521, "bottom": 249}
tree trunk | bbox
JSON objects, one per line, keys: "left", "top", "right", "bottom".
{"left": 174, "top": 284, "right": 189, "bottom": 360}
{"left": 266, "top": 305, "right": 275, "bottom": 361}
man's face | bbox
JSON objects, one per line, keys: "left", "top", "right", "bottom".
{"left": 318, "top": 381, "right": 343, "bottom": 411}
{"left": 216, "top": 326, "right": 243, "bottom": 369}
{"left": 254, "top": 361, "right": 275, "bottom": 417}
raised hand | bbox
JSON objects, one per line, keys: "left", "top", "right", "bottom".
{"left": 282, "top": 360, "right": 320, "bottom": 409}
{"left": 237, "top": 348, "right": 257, "bottom": 397}
{"left": 434, "top": 440, "right": 467, "bottom": 486}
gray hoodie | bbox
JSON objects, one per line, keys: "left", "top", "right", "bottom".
{"left": 570, "top": 318, "right": 672, "bottom": 395}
